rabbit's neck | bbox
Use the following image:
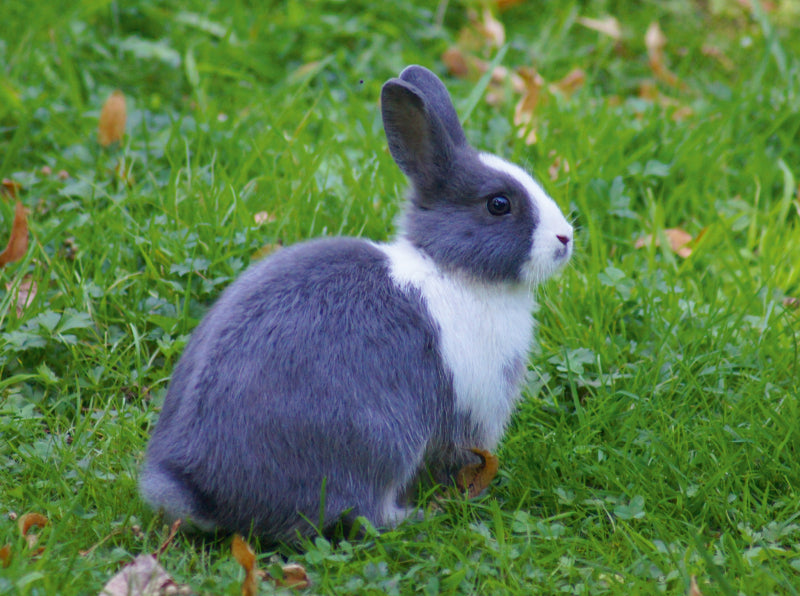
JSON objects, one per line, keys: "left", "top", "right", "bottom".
{"left": 377, "top": 238, "right": 536, "bottom": 449}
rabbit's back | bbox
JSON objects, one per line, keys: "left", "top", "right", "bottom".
{"left": 141, "top": 237, "right": 451, "bottom": 539}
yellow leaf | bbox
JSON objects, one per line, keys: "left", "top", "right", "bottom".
{"left": 98, "top": 90, "right": 127, "bottom": 147}
{"left": 456, "top": 448, "right": 499, "bottom": 498}
{"left": 0, "top": 201, "right": 29, "bottom": 267}
{"left": 577, "top": 16, "right": 622, "bottom": 41}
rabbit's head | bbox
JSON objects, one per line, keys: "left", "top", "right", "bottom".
{"left": 381, "top": 66, "right": 573, "bottom": 285}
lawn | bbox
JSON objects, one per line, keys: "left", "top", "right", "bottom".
{"left": 1, "top": 0, "right": 799, "bottom": 594}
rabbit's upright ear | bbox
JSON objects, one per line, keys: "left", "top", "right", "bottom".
{"left": 398, "top": 66, "right": 467, "bottom": 147}
{"left": 381, "top": 67, "right": 465, "bottom": 188}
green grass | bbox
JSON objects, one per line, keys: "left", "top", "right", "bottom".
{"left": 1, "top": 0, "right": 799, "bottom": 593}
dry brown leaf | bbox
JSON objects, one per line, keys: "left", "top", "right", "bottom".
{"left": 442, "top": 46, "right": 471, "bottom": 79}
{"left": 478, "top": 8, "right": 505, "bottom": 47}
{"left": 645, "top": 22, "right": 683, "bottom": 88}
{"left": 99, "top": 90, "right": 127, "bottom": 147}
{"left": 0, "top": 544, "right": 11, "bottom": 568}
{"left": 157, "top": 519, "right": 182, "bottom": 556}
{"left": 100, "top": 554, "right": 191, "bottom": 596}
{"left": 688, "top": 575, "right": 704, "bottom": 596}
{"left": 550, "top": 68, "right": 586, "bottom": 98}
{"left": 276, "top": 564, "right": 311, "bottom": 590}
{"left": 671, "top": 105, "right": 694, "bottom": 121}
{"left": 6, "top": 276, "right": 37, "bottom": 317}
{"left": 456, "top": 448, "right": 499, "bottom": 498}
{"left": 18, "top": 512, "right": 48, "bottom": 552}
{"left": 2, "top": 178, "right": 22, "bottom": 200}
{"left": 577, "top": 16, "right": 622, "bottom": 41}
{"left": 513, "top": 67, "right": 545, "bottom": 145}
{"left": 18, "top": 512, "right": 48, "bottom": 537}
{"left": 232, "top": 534, "right": 259, "bottom": 596}
{"left": 701, "top": 44, "right": 734, "bottom": 71}
{"left": 495, "top": 0, "right": 525, "bottom": 9}
{"left": 0, "top": 201, "right": 29, "bottom": 267}
{"left": 548, "top": 153, "right": 570, "bottom": 182}
{"left": 635, "top": 228, "right": 694, "bottom": 258}
{"left": 736, "top": 0, "right": 776, "bottom": 11}
{"left": 253, "top": 211, "right": 275, "bottom": 225}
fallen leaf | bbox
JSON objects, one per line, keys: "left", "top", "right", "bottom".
{"left": 548, "top": 153, "right": 570, "bottom": 182}
{"left": 277, "top": 564, "right": 311, "bottom": 590}
{"left": 100, "top": 554, "right": 191, "bottom": 596}
{"left": 232, "top": 534, "right": 259, "bottom": 596}
{"left": 495, "top": 0, "right": 525, "bottom": 9}
{"left": 252, "top": 243, "right": 282, "bottom": 261}
{"left": 157, "top": 519, "right": 182, "bottom": 556}
{"left": 550, "top": 67, "right": 586, "bottom": 98}
{"left": 645, "top": 22, "right": 683, "bottom": 88}
{"left": 18, "top": 512, "right": 48, "bottom": 552}
{"left": 478, "top": 8, "right": 505, "bottom": 47}
{"left": 577, "top": 16, "right": 622, "bottom": 41}
{"left": 0, "top": 201, "right": 29, "bottom": 267}
{"left": 442, "top": 46, "right": 471, "bottom": 79}
{"left": 701, "top": 43, "right": 734, "bottom": 70}
{"left": 18, "top": 512, "right": 48, "bottom": 537}
{"left": 6, "top": 276, "right": 37, "bottom": 317}
{"left": 2, "top": 178, "right": 22, "bottom": 199}
{"left": 232, "top": 534, "right": 310, "bottom": 593}
{"left": 0, "top": 544, "right": 10, "bottom": 568}
{"left": 513, "top": 67, "right": 545, "bottom": 145}
{"left": 635, "top": 228, "right": 694, "bottom": 258}
{"left": 456, "top": 448, "right": 499, "bottom": 498}
{"left": 99, "top": 90, "right": 127, "bottom": 147}
{"left": 688, "top": 575, "right": 703, "bottom": 596}
{"left": 253, "top": 211, "right": 275, "bottom": 225}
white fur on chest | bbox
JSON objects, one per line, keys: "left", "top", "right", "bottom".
{"left": 377, "top": 239, "right": 535, "bottom": 449}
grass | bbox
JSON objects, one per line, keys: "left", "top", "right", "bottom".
{"left": 1, "top": 0, "right": 799, "bottom": 593}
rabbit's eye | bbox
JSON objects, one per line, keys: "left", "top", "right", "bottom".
{"left": 487, "top": 195, "right": 511, "bottom": 216}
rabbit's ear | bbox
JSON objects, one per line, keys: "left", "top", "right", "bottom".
{"left": 381, "top": 77, "right": 457, "bottom": 186}
{"left": 399, "top": 66, "right": 467, "bottom": 147}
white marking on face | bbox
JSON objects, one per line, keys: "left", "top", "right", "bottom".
{"left": 376, "top": 239, "right": 535, "bottom": 449}
{"left": 479, "top": 153, "right": 573, "bottom": 284}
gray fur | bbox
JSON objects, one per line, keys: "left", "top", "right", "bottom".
{"left": 140, "top": 66, "right": 564, "bottom": 543}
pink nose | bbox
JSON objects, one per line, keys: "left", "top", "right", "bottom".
{"left": 556, "top": 234, "right": 571, "bottom": 246}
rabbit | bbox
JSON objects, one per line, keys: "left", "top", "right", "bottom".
{"left": 139, "top": 65, "right": 573, "bottom": 544}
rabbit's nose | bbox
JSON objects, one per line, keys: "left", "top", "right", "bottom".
{"left": 556, "top": 234, "right": 571, "bottom": 246}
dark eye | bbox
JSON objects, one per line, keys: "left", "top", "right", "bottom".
{"left": 487, "top": 195, "right": 511, "bottom": 216}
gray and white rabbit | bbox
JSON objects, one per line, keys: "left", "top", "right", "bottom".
{"left": 140, "top": 65, "right": 573, "bottom": 543}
